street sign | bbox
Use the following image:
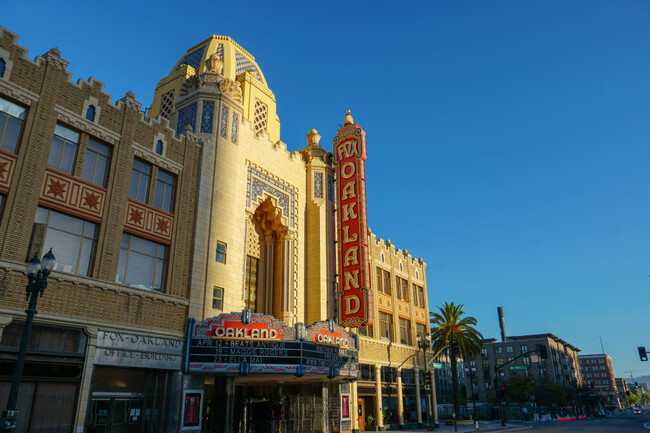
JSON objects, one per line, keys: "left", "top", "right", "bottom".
{"left": 508, "top": 365, "right": 528, "bottom": 371}
{"left": 432, "top": 362, "right": 444, "bottom": 369}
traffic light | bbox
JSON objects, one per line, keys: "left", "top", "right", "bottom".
{"left": 424, "top": 373, "right": 431, "bottom": 390}
{"left": 536, "top": 344, "right": 548, "bottom": 359}
{"left": 639, "top": 346, "right": 648, "bottom": 362}
{"left": 635, "top": 382, "right": 639, "bottom": 389}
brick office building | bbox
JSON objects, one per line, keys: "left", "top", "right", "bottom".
{"left": 0, "top": 27, "right": 200, "bottom": 433}
{"left": 578, "top": 354, "right": 619, "bottom": 409}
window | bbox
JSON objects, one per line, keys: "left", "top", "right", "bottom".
{"left": 129, "top": 159, "right": 151, "bottom": 202}
{"left": 482, "top": 359, "right": 489, "bottom": 367}
{"left": 521, "top": 345, "right": 528, "bottom": 354}
{"left": 375, "top": 267, "right": 382, "bottom": 293}
{"left": 481, "top": 348, "right": 488, "bottom": 357}
{"left": 81, "top": 139, "right": 111, "bottom": 187}
{"left": 116, "top": 233, "right": 167, "bottom": 292}
{"left": 415, "top": 285, "right": 425, "bottom": 307}
{"left": 359, "top": 364, "right": 375, "bottom": 381}
{"left": 0, "top": 58, "right": 5, "bottom": 78}
{"left": 155, "top": 140, "right": 164, "bottom": 155}
{"left": 34, "top": 207, "right": 97, "bottom": 276}
{"left": 0, "top": 96, "right": 26, "bottom": 153}
{"left": 507, "top": 346, "right": 514, "bottom": 353}
{"left": 215, "top": 242, "right": 226, "bottom": 264}
{"left": 396, "top": 276, "right": 408, "bottom": 301}
{"left": 496, "top": 346, "right": 502, "bottom": 353}
{"left": 357, "top": 324, "right": 373, "bottom": 338}
{"left": 496, "top": 358, "right": 503, "bottom": 365}
{"left": 85, "top": 105, "right": 96, "bottom": 122}
{"left": 382, "top": 269, "right": 391, "bottom": 295}
{"left": 47, "top": 124, "right": 79, "bottom": 174}
{"left": 379, "top": 312, "right": 393, "bottom": 341}
{"left": 416, "top": 323, "right": 427, "bottom": 342}
{"left": 381, "top": 367, "right": 396, "bottom": 383}
{"left": 212, "top": 287, "right": 224, "bottom": 310}
{"left": 244, "top": 256, "right": 258, "bottom": 310}
{"left": 154, "top": 169, "right": 176, "bottom": 212}
{"left": 399, "top": 318, "right": 411, "bottom": 345}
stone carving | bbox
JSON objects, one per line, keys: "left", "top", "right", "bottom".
{"left": 219, "top": 78, "right": 242, "bottom": 103}
{"left": 179, "top": 75, "right": 200, "bottom": 97}
{"left": 206, "top": 52, "right": 223, "bottom": 74}
{"left": 132, "top": 144, "right": 182, "bottom": 175}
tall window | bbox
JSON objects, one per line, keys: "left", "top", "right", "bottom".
{"left": 0, "top": 97, "right": 26, "bottom": 153}
{"left": 415, "top": 285, "right": 425, "bottom": 307}
{"left": 47, "top": 124, "right": 79, "bottom": 174}
{"left": 375, "top": 267, "right": 383, "bottom": 293}
{"left": 0, "top": 58, "right": 5, "bottom": 78}
{"left": 117, "top": 233, "right": 167, "bottom": 292}
{"left": 34, "top": 207, "right": 96, "bottom": 276}
{"left": 154, "top": 170, "right": 175, "bottom": 212}
{"left": 81, "top": 139, "right": 110, "bottom": 187}
{"left": 379, "top": 312, "right": 393, "bottom": 341}
{"left": 155, "top": 140, "right": 164, "bottom": 155}
{"left": 129, "top": 159, "right": 151, "bottom": 202}
{"left": 396, "top": 277, "right": 408, "bottom": 301}
{"left": 399, "top": 318, "right": 411, "bottom": 345}
{"left": 244, "top": 256, "right": 258, "bottom": 310}
{"left": 382, "top": 269, "right": 391, "bottom": 295}
{"left": 212, "top": 287, "right": 224, "bottom": 310}
{"left": 85, "top": 105, "right": 96, "bottom": 122}
{"left": 215, "top": 242, "right": 227, "bottom": 264}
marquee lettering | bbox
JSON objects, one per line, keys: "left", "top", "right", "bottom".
{"left": 342, "top": 203, "right": 357, "bottom": 221}
{"left": 337, "top": 141, "right": 358, "bottom": 160}
{"left": 344, "top": 246, "right": 359, "bottom": 266}
{"left": 341, "top": 181, "right": 356, "bottom": 200}
{"left": 344, "top": 296, "right": 360, "bottom": 315}
{"left": 341, "top": 161, "right": 356, "bottom": 179}
{"left": 343, "top": 226, "right": 358, "bottom": 243}
{"left": 344, "top": 270, "right": 359, "bottom": 289}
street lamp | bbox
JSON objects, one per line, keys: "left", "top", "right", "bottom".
{"left": 1, "top": 249, "right": 56, "bottom": 432}
{"left": 465, "top": 367, "right": 478, "bottom": 430}
{"left": 417, "top": 334, "right": 436, "bottom": 430}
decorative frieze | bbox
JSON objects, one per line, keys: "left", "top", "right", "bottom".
{"left": 39, "top": 168, "right": 105, "bottom": 222}
{"left": 124, "top": 199, "right": 173, "bottom": 245}
{"left": 377, "top": 292, "right": 392, "bottom": 313}
{"left": 414, "top": 307, "right": 427, "bottom": 324}
{"left": 397, "top": 300, "right": 410, "bottom": 318}
{"left": 0, "top": 149, "right": 17, "bottom": 194}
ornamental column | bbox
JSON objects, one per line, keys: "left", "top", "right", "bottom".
{"left": 397, "top": 368, "right": 404, "bottom": 426}
{"left": 414, "top": 367, "right": 423, "bottom": 425}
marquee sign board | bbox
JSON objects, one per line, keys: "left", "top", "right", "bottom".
{"left": 186, "top": 311, "right": 358, "bottom": 378}
{"left": 333, "top": 112, "right": 373, "bottom": 328}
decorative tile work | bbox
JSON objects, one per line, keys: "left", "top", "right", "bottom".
{"left": 176, "top": 47, "right": 205, "bottom": 71}
{"left": 176, "top": 103, "right": 197, "bottom": 134}
{"left": 377, "top": 292, "right": 392, "bottom": 313}
{"left": 220, "top": 106, "right": 228, "bottom": 138}
{"left": 124, "top": 199, "right": 173, "bottom": 245}
{"left": 234, "top": 51, "right": 261, "bottom": 80}
{"left": 327, "top": 175, "right": 334, "bottom": 202}
{"left": 314, "top": 172, "right": 323, "bottom": 198}
{"left": 246, "top": 166, "right": 296, "bottom": 227}
{"left": 160, "top": 90, "right": 174, "bottom": 120}
{"left": 0, "top": 149, "right": 17, "bottom": 194}
{"left": 200, "top": 101, "right": 214, "bottom": 133}
{"left": 231, "top": 112, "right": 238, "bottom": 143}
{"left": 414, "top": 307, "right": 427, "bottom": 324}
{"left": 245, "top": 217, "right": 261, "bottom": 258}
{"left": 397, "top": 301, "right": 410, "bottom": 318}
{"left": 253, "top": 98, "right": 268, "bottom": 133}
{"left": 39, "top": 169, "right": 105, "bottom": 223}
{"left": 215, "top": 44, "right": 224, "bottom": 61}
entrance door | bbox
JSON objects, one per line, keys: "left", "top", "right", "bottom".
{"left": 88, "top": 397, "right": 145, "bottom": 433}
{"left": 357, "top": 398, "right": 365, "bottom": 431}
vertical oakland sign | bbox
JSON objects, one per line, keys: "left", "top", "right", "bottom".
{"left": 333, "top": 110, "right": 372, "bottom": 328}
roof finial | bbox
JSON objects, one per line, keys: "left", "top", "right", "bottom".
{"left": 344, "top": 109, "right": 354, "bottom": 125}
{"left": 306, "top": 128, "right": 321, "bottom": 146}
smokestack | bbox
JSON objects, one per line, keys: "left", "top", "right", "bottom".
{"left": 497, "top": 307, "right": 507, "bottom": 342}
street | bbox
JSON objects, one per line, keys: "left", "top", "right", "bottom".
{"left": 462, "top": 408, "right": 650, "bottom": 432}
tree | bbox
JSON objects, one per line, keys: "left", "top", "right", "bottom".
{"left": 504, "top": 378, "right": 533, "bottom": 403}
{"left": 430, "top": 302, "right": 483, "bottom": 426}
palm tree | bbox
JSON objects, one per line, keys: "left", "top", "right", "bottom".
{"left": 430, "top": 302, "right": 483, "bottom": 430}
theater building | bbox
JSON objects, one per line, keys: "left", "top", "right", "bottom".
{"left": 0, "top": 26, "right": 199, "bottom": 433}
{"left": 0, "top": 26, "right": 432, "bottom": 433}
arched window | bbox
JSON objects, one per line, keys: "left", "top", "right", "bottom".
{"left": 155, "top": 140, "right": 164, "bottom": 155}
{"left": 0, "top": 58, "right": 5, "bottom": 78}
{"left": 85, "top": 105, "right": 96, "bottom": 122}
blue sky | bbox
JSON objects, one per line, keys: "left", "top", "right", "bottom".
{"left": 3, "top": 1, "right": 649, "bottom": 378}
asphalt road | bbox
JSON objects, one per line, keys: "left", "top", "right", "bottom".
{"left": 471, "top": 408, "right": 650, "bottom": 432}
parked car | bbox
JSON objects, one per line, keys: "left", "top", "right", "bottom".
{"left": 633, "top": 409, "right": 642, "bottom": 415}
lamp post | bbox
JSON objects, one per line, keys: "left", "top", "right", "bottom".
{"left": 465, "top": 367, "right": 478, "bottom": 430}
{"left": 1, "top": 249, "right": 56, "bottom": 432}
{"left": 417, "top": 334, "right": 435, "bottom": 430}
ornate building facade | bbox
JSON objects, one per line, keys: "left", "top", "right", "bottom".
{"left": 0, "top": 27, "right": 432, "bottom": 433}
